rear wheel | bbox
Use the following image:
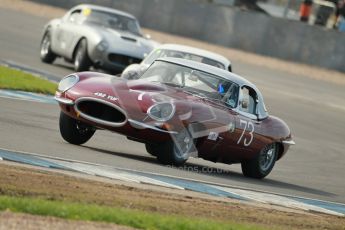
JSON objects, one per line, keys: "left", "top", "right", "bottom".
{"left": 241, "top": 143, "right": 278, "bottom": 179}
{"left": 59, "top": 112, "right": 95, "bottom": 145}
{"left": 156, "top": 128, "right": 195, "bottom": 166}
{"left": 40, "top": 30, "right": 56, "bottom": 63}
{"left": 74, "top": 39, "right": 91, "bottom": 72}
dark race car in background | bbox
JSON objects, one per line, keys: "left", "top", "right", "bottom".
{"left": 122, "top": 44, "right": 232, "bottom": 80}
{"left": 40, "top": 4, "right": 157, "bottom": 73}
{"left": 55, "top": 57, "right": 294, "bottom": 179}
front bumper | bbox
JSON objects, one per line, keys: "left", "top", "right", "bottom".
{"left": 89, "top": 46, "right": 145, "bottom": 72}
{"left": 279, "top": 138, "right": 295, "bottom": 160}
{"left": 282, "top": 139, "right": 296, "bottom": 146}
{"left": 54, "top": 96, "right": 73, "bottom": 105}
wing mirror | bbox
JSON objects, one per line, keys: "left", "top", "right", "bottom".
{"left": 122, "top": 70, "right": 140, "bottom": 80}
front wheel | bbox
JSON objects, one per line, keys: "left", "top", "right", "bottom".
{"left": 145, "top": 143, "right": 159, "bottom": 156}
{"left": 241, "top": 143, "right": 278, "bottom": 179}
{"left": 40, "top": 30, "right": 56, "bottom": 63}
{"left": 156, "top": 128, "right": 196, "bottom": 166}
{"left": 59, "top": 112, "right": 95, "bottom": 145}
{"left": 74, "top": 39, "right": 91, "bottom": 72}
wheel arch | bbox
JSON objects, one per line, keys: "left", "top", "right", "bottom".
{"left": 72, "top": 36, "right": 88, "bottom": 61}
{"left": 41, "top": 18, "right": 61, "bottom": 51}
{"left": 40, "top": 25, "right": 53, "bottom": 47}
{"left": 276, "top": 142, "right": 285, "bottom": 161}
{"left": 41, "top": 25, "right": 51, "bottom": 38}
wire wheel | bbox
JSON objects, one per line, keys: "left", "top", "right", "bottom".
{"left": 156, "top": 127, "right": 196, "bottom": 166}
{"left": 259, "top": 144, "right": 277, "bottom": 172}
{"left": 173, "top": 128, "right": 193, "bottom": 160}
{"left": 40, "top": 30, "right": 56, "bottom": 63}
{"left": 241, "top": 143, "right": 278, "bottom": 179}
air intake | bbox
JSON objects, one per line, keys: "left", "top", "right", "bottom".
{"left": 75, "top": 97, "right": 127, "bottom": 127}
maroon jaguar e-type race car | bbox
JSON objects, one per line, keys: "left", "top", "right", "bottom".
{"left": 55, "top": 57, "right": 295, "bottom": 179}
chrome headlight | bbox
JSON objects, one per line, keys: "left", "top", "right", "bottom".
{"left": 147, "top": 102, "right": 175, "bottom": 122}
{"left": 58, "top": 74, "right": 79, "bottom": 92}
{"left": 96, "top": 40, "right": 109, "bottom": 52}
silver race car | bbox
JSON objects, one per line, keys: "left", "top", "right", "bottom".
{"left": 122, "top": 44, "right": 232, "bottom": 80}
{"left": 40, "top": 4, "right": 157, "bottom": 73}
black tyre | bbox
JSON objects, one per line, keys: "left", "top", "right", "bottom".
{"left": 241, "top": 143, "right": 278, "bottom": 179}
{"left": 156, "top": 128, "right": 196, "bottom": 166}
{"left": 59, "top": 112, "right": 95, "bottom": 145}
{"left": 74, "top": 39, "right": 91, "bottom": 72}
{"left": 145, "top": 143, "right": 159, "bottom": 156}
{"left": 40, "top": 30, "right": 56, "bottom": 63}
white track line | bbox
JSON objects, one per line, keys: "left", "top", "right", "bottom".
{"left": 1, "top": 147, "right": 345, "bottom": 211}
{"left": 51, "top": 160, "right": 184, "bottom": 189}
{"left": 211, "top": 185, "right": 344, "bottom": 216}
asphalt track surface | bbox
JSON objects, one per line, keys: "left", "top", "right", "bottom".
{"left": 0, "top": 8, "right": 345, "bottom": 203}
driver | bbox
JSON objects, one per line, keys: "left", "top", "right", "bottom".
{"left": 220, "top": 83, "right": 238, "bottom": 108}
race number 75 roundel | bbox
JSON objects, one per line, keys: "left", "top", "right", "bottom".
{"left": 237, "top": 119, "right": 254, "bottom": 147}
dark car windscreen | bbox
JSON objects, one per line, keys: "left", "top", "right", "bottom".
{"left": 84, "top": 10, "right": 141, "bottom": 36}
{"left": 140, "top": 61, "right": 239, "bottom": 108}
{"left": 142, "top": 49, "right": 225, "bottom": 70}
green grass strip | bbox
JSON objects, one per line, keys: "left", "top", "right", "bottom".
{"left": 0, "top": 66, "right": 57, "bottom": 95}
{"left": 0, "top": 195, "right": 262, "bottom": 230}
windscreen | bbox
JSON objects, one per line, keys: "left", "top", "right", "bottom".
{"left": 85, "top": 10, "right": 141, "bottom": 36}
{"left": 142, "top": 49, "right": 225, "bottom": 70}
{"left": 140, "top": 61, "right": 239, "bottom": 108}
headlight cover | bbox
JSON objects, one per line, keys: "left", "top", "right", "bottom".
{"left": 147, "top": 102, "right": 175, "bottom": 122}
{"left": 58, "top": 74, "right": 79, "bottom": 92}
{"left": 96, "top": 40, "right": 109, "bottom": 52}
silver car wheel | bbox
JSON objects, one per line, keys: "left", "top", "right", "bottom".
{"left": 40, "top": 34, "right": 50, "bottom": 57}
{"left": 259, "top": 144, "right": 276, "bottom": 172}
{"left": 40, "top": 30, "right": 56, "bottom": 63}
{"left": 173, "top": 128, "right": 193, "bottom": 160}
{"left": 74, "top": 49, "right": 82, "bottom": 69}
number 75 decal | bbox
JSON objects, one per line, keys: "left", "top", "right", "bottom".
{"left": 237, "top": 119, "right": 254, "bottom": 147}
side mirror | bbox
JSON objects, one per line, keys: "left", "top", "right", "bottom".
{"left": 144, "top": 34, "right": 151, "bottom": 39}
{"left": 122, "top": 70, "right": 140, "bottom": 80}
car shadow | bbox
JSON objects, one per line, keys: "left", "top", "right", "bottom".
{"left": 84, "top": 146, "right": 158, "bottom": 164}
{"left": 53, "top": 62, "right": 115, "bottom": 74}
{"left": 53, "top": 63, "right": 75, "bottom": 71}
{"left": 83, "top": 145, "right": 335, "bottom": 197}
